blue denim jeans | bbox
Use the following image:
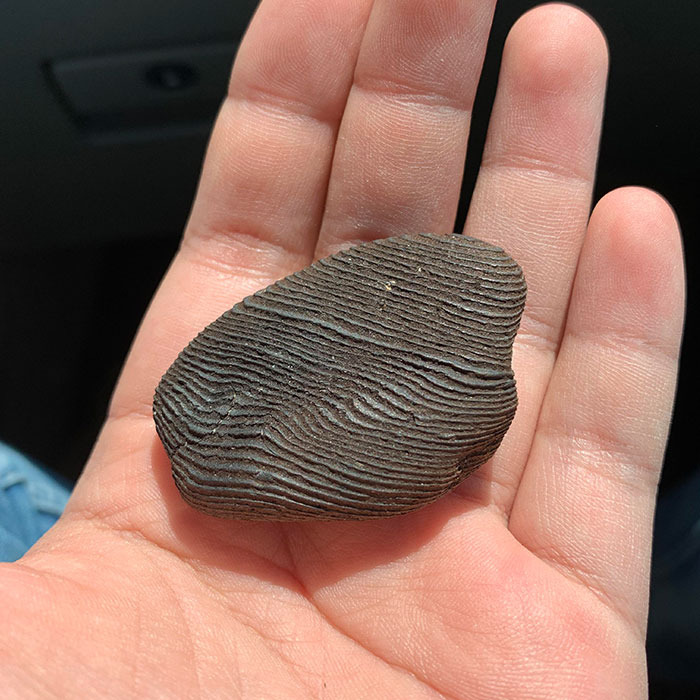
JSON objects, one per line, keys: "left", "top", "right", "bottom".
{"left": 0, "top": 442, "right": 71, "bottom": 562}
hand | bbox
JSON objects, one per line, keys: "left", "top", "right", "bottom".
{"left": 3, "top": 2, "right": 684, "bottom": 697}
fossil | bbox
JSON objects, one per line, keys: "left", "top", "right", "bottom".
{"left": 153, "top": 233, "right": 526, "bottom": 521}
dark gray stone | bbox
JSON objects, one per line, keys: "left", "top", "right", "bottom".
{"left": 153, "top": 233, "right": 526, "bottom": 521}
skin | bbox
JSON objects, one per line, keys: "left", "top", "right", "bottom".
{"left": 1, "top": 2, "right": 686, "bottom": 698}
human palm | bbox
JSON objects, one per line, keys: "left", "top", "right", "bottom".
{"left": 3, "top": 1, "right": 685, "bottom": 698}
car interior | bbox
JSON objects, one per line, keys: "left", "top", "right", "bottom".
{"left": 0, "top": 1, "right": 697, "bottom": 696}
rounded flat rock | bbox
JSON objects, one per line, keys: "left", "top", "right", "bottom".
{"left": 153, "top": 233, "right": 526, "bottom": 521}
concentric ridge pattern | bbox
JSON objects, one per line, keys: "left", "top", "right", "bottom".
{"left": 153, "top": 233, "right": 526, "bottom": 521}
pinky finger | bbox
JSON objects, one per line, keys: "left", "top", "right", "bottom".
{"left": 509, "top": 187, "right": 685, "bottom": 635}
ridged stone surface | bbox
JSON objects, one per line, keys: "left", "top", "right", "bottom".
{"left": 153, "top": 233, "right": 526, "bottom": 521}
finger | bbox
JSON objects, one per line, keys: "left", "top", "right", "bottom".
{"left": 314, "top": 0, "right": 497, "bottom": 259}
{"left": 459, "top": 4, "right": 609, "bottom": 511}
{"left": 509, "top": 187, "right": 685, "bottom": 636}
{"left": 107, "top": 0, "right": 374, "bottom": 420}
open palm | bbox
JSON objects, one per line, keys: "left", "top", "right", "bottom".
{"left": 3, "top": 2, "right": 684, "bottom": 698}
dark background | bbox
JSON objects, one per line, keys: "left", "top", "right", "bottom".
{"left": 0, "top": 1, "right": 697, "bottom": 696}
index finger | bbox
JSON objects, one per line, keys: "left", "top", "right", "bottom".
{"left": 109, "top": 0, "right": 374, "bottom": 421}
